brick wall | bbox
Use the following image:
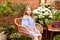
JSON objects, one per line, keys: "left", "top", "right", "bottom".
{"left": 0, "top": 0, "right": 40, "bottom": 9}
{"left": 50, "top": 0, "right": 60, "bottom": 9}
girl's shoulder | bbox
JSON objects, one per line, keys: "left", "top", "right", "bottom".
{"left": 22, "top": 15, "right": 28, "bottom": 19}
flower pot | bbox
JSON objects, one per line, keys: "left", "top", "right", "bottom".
{"left": 52, "top": 21, "right": 60, "bottom": 29}
{"left": 0, "top": 32, "right": 7, "bottom": 40}
{"left": 47, "top": 24, "right": 52, "bottom": 29}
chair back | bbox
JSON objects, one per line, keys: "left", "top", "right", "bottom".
{"left": 14, "top": 18, "right": 23, "bottom": 31}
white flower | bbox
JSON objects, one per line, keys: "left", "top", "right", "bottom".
{"left": 34, "top": 16, "right": 38, "bottom": 18}
{"left": 37, "top": 7, "right": 41, "bottom": 10}
{"left": 44, "top": 12, "right": 48, "bottom": 15}
{"left": 33, "top": 9, "right": 40, "bottom": 14}
{"left": 39, "top": 14, "right": 45, "bottom": 18}
{"left": 52, "top": 10, "right": 57, "bottom": 13}
{"left": 49, "top": 15, "right": 53, "bottom": 18}
{"left": 33, "top": 9, "right": 37, "bottom": 14}
{"left": 48, "top": 7, "right": 51, "bottom": 9}
{"left": 40, "top": 9, "right": 45, "bottom": 12}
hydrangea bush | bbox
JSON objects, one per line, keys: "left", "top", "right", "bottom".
{"left": 33, "top": 6, "right": 53, "bottom": 27}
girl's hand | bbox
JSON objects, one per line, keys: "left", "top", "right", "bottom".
{"left": 34, "top": 30, "right": 40, "bottom": 34}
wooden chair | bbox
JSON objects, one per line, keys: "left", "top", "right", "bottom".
{"left": 14, "top": 18, "right": 43, "bottom": 39}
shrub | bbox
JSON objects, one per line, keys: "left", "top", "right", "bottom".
{"left": 53, "top": 34, "right": 60, "bottom": 40}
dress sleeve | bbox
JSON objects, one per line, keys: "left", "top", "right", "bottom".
{"left": 22, "top": 19, "right": 29, "bottom": 27}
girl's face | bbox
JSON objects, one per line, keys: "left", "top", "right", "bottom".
{"left": 26, "top": 7, "right": 32, "bottom": 15}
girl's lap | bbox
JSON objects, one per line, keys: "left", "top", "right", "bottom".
{"left": 30, "top": 30, "right": 42, "bottom": 36}
{"left": 21, "top": 28, "right": 42, "bottom": 36}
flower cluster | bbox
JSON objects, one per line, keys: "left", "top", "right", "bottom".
{"left": 33, "top": 6, "right": 52, "bottom": 19}
{"left": 52, "top": 10, "right": 60, "bottom": 21}
{"left": 9, "top": 33, "right": 21, "bottom": 40}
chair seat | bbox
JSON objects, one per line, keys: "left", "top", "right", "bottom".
{"left": 18, "top": 29, "right": 33, "bottom": 38}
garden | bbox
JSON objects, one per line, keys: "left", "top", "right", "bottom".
{"left": 0, "top": 0, "right": 60, "bottom": 40}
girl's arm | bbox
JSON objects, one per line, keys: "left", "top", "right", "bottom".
{"left": 27, "top": 26, "right": 33, "bottom": 31}
{"left": 25, "top": 26, "right": 33, "bottom": 32}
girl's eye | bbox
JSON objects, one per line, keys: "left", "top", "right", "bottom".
{"left": 27, "top": 11, "right": 31, "bottom": 12}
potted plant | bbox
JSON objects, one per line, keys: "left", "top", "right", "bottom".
{"left": 0, "top": 25, "right": 4, "bottom": 33}
{"left": 52, "top": 10, "right": 60, "bottom": 21}
{"left": 33, "top": 5, "right": 52, "bottom": 27}
{"left": 52, "top": 10, "right": 60, "bottom": 29}
{"left": 0, "top": 25, "right": 7, "bottom": 40}
{"left": 4, "top": 25, "right": 19, "bottom": 40}
{"left": 4, "top": 25, "right": 17, "bottom": 36}
{"left": 0, "top": 25, "right": 21, "bottom": 40}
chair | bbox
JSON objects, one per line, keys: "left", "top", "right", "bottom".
{"left": 14, "top": 18, "right": 43, "bottom": 39}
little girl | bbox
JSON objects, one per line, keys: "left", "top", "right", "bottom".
{"left": 22, "top": 5, "right": 42, "bottom": 40}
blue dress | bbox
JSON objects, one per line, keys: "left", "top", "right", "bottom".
{"left": 22, "top": 16, "right": 42, "bottom": 36}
